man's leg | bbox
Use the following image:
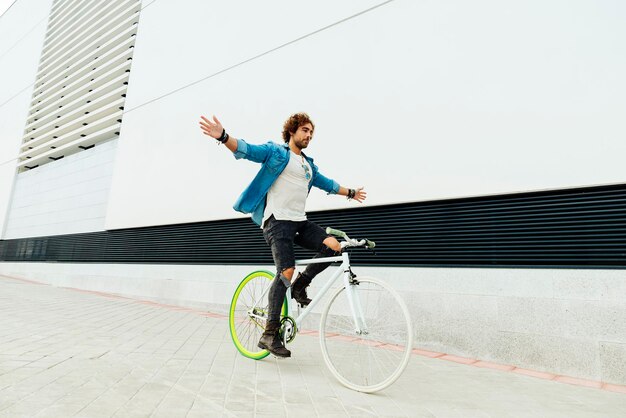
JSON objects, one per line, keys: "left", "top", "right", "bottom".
{"left": 258, "top": 267, "right": 293, "bottom": 357}
{"left": 259, "top": 217, "right": 297, "bottom": 358}
{"left": 292, "top": 223, "right": 342, "bottom": 307}
{"left": 266, "top": 267, "right": 293, "bottom": 323}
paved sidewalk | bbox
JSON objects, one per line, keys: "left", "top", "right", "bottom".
{"left": 0, "top": 275, "right": 625, "bottom": 418}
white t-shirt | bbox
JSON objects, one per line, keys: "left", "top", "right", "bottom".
{"left": 262, "top": 151, "right": 311, "bottom": 228}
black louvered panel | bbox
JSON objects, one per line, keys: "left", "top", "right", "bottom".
{"left": 1, "top": 183, "right": 626, "bottom": 268}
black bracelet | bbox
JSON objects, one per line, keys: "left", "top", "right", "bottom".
{"left": 347, "top": 188, "right": 356, "bottom": 199}
{"left": 217, "top": 129, "right": 229, "bottom": 143}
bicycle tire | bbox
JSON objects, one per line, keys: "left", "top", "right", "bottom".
{"left": 319, "top": 276, "right": 413, "bottom": 392}
{"left": 229, "top": 270, "right": 288, "bottom": 360}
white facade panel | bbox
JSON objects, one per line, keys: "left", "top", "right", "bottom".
{"left": 0, "top": 90, "right": 32, "bottom": 239}
{"left": 0, "top": 0, "right": 51, "bottom": 78}
{"left": 4, "top": 139, "right": 117, "bottom": 239}
{"left": 121, "top": 0, "right": 383, "bottom": 111}
{"left": 0, "top": 0, "right": 51, "bottom": 238}
{"left": 107, "top": 0, "right": 626, "bottom": 230}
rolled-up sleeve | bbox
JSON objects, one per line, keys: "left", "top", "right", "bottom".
{"left": 312, "top": 171, "right": 340, "bottom": 195}
{"left": 233, "top": 139, "right": 272, "bottom": 163}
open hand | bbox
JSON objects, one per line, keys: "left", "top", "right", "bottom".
{"left": 199, "top": 115, "right": 223, "bottom": 139}
{"left": 353, "top": 187, "right": 367, "bottom": 203}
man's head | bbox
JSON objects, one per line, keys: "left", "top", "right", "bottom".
{"left": 282, "top": 113, "right": 315, "bottom": 150}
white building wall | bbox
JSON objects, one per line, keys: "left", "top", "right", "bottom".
{"left": 0, "top": 0, "right": 52, "bottom": 238}
{"left": 3, "top": 139, "right": 117, "bottom": 239}
{"left": 1, "top": 0, "right": 625, "bottom": 233}
{"left": 106, "top": 0, "right": 626, "bottom": 230}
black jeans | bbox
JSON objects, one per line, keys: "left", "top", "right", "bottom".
{"left": 262, "top": 215, "right": 336, "bottom": 324}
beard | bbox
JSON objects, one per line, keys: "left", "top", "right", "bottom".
{"left": 296, "top": 138, "right": 310, "bottom": 149}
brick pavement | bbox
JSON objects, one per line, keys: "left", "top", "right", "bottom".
{"left": 0, "top": 274, "right": 625, "bottom": 418}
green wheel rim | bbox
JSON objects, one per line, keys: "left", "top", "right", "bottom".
{"left": 229, "top": 270, "right": 289, "bottom": 359}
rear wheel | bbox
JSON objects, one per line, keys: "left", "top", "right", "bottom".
{"left": 319, "top": 276, "right": 413, "bottom": 392}
{"left": 229, "top": 270, "right": 288, "bottom": 359}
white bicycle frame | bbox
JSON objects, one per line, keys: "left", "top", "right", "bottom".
{"left": 250, "top": 250, "right": 369, "bottom": 335}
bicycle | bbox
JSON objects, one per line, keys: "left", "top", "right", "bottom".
{"left": 228, "top": 227, "right": 413, "bottom": 393}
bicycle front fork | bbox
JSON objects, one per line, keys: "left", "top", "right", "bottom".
{"left": 343, "top": 271, "right": 369, "bottom": 334}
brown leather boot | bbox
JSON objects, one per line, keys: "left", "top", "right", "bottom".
{"left": 258, "top": 321, "right": 291, "bottom": 358}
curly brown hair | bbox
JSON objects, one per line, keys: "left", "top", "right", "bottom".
{"left": 282, "top": 113, "right": 315, "bottom": 143}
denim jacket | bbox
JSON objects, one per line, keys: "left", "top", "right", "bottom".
{"left": 232, "top": 138, "right": 340, "bottom": 226}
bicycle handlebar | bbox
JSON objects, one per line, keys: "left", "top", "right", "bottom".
{"left": 364, "top": 239, "right": 376, "bottom": 249}
{"left": 325, "top": 227, "right": 376, "bottom": 249}
{"left": 326, "top": 227, "right": 347, "bottom": 238}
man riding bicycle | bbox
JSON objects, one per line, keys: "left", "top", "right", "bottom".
{"left": 199, "top": 113, "right": 367, "bottom": 358}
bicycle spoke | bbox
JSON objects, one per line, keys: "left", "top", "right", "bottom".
{"left": 243, "top": 320, "right": 255, "bottom": 349}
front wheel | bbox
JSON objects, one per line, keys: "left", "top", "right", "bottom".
{"left": 319, "top": 276, "right": 413, "bottom": 393}
{"left": 229, "top": 270, "right": 288, "bottom": 360}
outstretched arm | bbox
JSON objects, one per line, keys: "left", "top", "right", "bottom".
{"left": 312, "top": 171, "right": 367, "bottom": 203}
{"left": 338, "top": 186, "right": 367, "bottom": 203}
{"left": 199, "top": 115, "right": 238, "bottom": 153}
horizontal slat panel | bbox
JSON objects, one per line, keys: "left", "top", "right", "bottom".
{"left": 28, "top": 47, "right": 133, "bottom": 118}
{"left": 37, "top": 7, "right": 139, "bottom": 79}
{"left": 18, "top": 120, "right": 120, "bottom": 167}
{"left": 21, "top": 99, "right": 125, "bottom": 159}
{"left": 46, "top": 0, "right": 86, "bottom": 35}
{"left": 33, "top": 25, "right": 136, "bottom": 102}
{"left": 18, "top": 0, "right": 140, "bottom": 173}
{"left": 41, "top": 0, "right": 131, "bottom": 61}
{"left": 23, "top": 88, "right": 126, "bottom": 145}
{"left": 2, "top": 183, "right": 626, "bottom": 269}
{"left": 25, "top": 70, "right": 130, "bottom": 129}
